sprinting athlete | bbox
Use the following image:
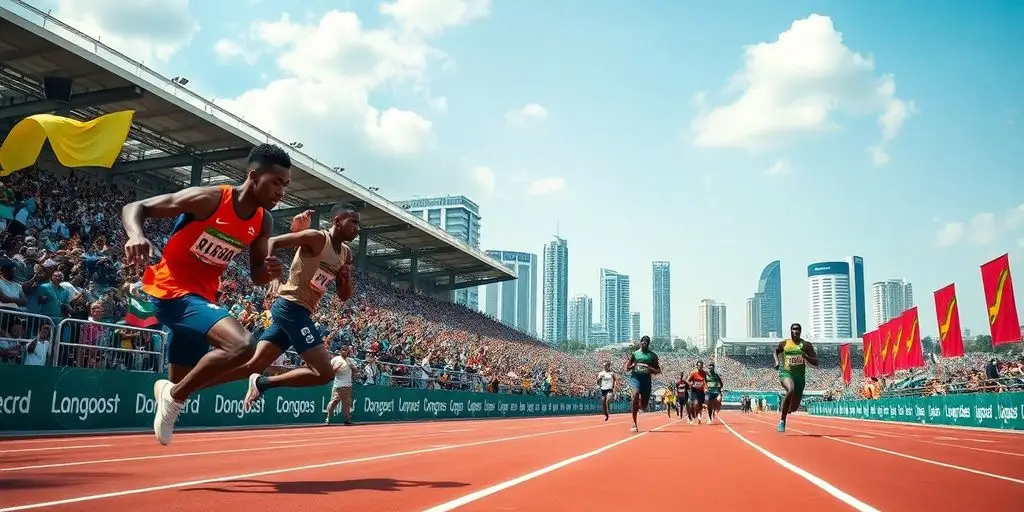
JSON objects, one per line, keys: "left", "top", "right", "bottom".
{"left": 674, "top": 373, "right": 690, "bottom": 419}
{"left": 705, "top": 362, "right": 725, "bottom": 424}
{"left": 663, "top": 385, "right": 676, "bottom": 417}
{"left": 238, "top": 203, "right": 359, "bottom": 407}
{"left": 687, "top": 361, "right": 708, "bottom": 424}
{"left": 774, "top": 322, "right": 819, "bottom": 432}
{"left": 625, "top": 335, "right": 661, "bottom": 432}
{"left": 597, "top": 361, "right": 617, "bottom": 421}
{"left": 122, "top": 144, "right": 291, "bottom": 445}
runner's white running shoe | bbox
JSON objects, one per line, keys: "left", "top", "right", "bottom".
{"left": 244, "top": 373, "right": 262, "bottom": 409}
{"left": 153, "top": 379, "right": 183, "bottom": 446}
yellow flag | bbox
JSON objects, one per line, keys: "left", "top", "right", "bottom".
{"left": 0, "top": 110, "right": 135, "bottom": 176}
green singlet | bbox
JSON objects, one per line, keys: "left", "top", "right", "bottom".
{"left": 632, "top": 349, "right": 656, "bottom": 377}
{"left": 706, "top": 371, "right": 722, "bottom": 395}
{"left": 779, "top": 338, "right": 807, "bottom": 392}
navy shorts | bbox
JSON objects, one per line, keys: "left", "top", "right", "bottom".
{"left": 259, "top": 297, "right": 321, "bottom": 354}
{"left": 629, "top": 374, "right": 653, "bottom": 401}
{"left": 153, "top": 294, "right": 231, "bottom": 367}
{"left": 689, "top": 389, "right": 706, "bottom": 404}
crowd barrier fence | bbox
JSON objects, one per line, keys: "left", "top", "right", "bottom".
{"left": 807, "top": 392, "right": 1024, "bottom": 430}
{"left": 53, "top": 318, "right": 167, "bottom": 373}
{"left": 0, "top": 365, "right": 631, "bottom": 432}
{"left": 0, "top": 309, "right": 55, "bottom": 364}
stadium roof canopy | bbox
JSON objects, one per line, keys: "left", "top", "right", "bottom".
{"left": 0, "top": 2, "right": 514, "bottom": 291}
{"left": 719, "top": 337, "right": 862, "bottom": 347}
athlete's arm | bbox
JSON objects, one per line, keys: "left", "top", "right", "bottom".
{"left": 335, "top": 246, "right": 354, "bottom": 302}
{"left": 773, "top": 341, "right": 785, "bottom": 369}
{"left": 268, "top": 229, "right": 326, "bottom": 255}
{"left": 802, "top": 341, "right": 820, "bottom": 367}
{"left": 121, "top": 187, "right": 219, "bottom": 262}
{"left": 249, "top": 213, "right": 279, "bottom": 286}
{"left": 649, "top": 354, "right": 662, "bottom": 375}
{"left": 624, "top": 354, "right": 636, "bottom": 372}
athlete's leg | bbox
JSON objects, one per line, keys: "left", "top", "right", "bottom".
{"left": 630, "top": 389, "right": 642, "bottom": 430}
{"left": 169, "top": 315, "right": 254, "bottom": 402}
{"left": 250, "top": 300, "right": 333, "bottom": 395}
{"left": 602, "top": 392, "right": 610, "bottom": 420}
{"left": 788, "top": 376, "right": 806, "bottom": 414}
{"left": 778, "top": 376, "right": 796, "bottom": 432}
{"left": 199, "top": 340, "right": 283, "bottom": 392}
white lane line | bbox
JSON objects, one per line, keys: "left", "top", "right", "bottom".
{"left": 423, "top": 419, "right": 683, "bottom": 512}
{"left": 796, "top": 419, "right": 1024, "bottom": 457}
{"left": 807, "top": 413, "right": 1024, "bottom": 436}
{"left": 0, "top": 420, "right": 626, "bottom": 512}
{"left": 747, "top": 417, "right": 1024, "bottom": 486}
{"left": 0, "top": 444, "right": 112, "bottom": 454}
{"left": 719, "top": 416, "right": 880, "bottom": 512}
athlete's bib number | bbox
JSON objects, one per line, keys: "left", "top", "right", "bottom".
{"left": 785, "top": 354, "right": 805, "bottom": 367}
{"left": 190, "top": 229, "right": 243, "bottom": 268}
{"left": 634, "top": 363, "right": 651, "bottom": 374}
{"left": 310, "top": 268, "right": 335, "bottom": 293}
{"left": 691, "top": 381, "right": 704, "bottom": 389}
{"left": 707, "top": 381, "right": 719, "bottom": 389}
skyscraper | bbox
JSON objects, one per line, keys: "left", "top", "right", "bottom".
{"left": 483, "top": 250, "right": 538, "bottom": 335}
{"left": 756, "top": 260, "right": 782, "bottom": 338}
{"left": 807, "top": 256, "right": 865, "bottom": 338}
{"left": 630, "top": 312, "right": 641, "bottom": 340}
{"left": 600, "top": 268, "right": 631, "bottom": 343}
{"left": 746, "top": 293, "right": 763, "bottom": 338}
{"left": 395, "top": 195, "right": 481, "bottom": 309}
{"left": 652, "top": 261, "right": 671, "bottom": 339}
{"left": 542, "top": 236, "right": 569, "bottom": 344}
{"left": 697, "top": 299, "right": 727, "bottom": 351}
{"left": 568, "top": 295, "right": 593, "bottom": 346}
{"left": 871, "top": 279, "right": 914, "bottom": 327}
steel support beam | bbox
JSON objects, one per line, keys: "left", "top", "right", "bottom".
{"left": 392, "top": 263, "right": 494, "bottom": 282}
{"left": 110, "top": 147, "right": 252, "bottom": 176}
{"left": 437, "top": 276, "right": 511, "bottom": 291}
{"left": 359, "top": 223, "right": 410, "bottom": 236}
{"left": 0, "top": 85, "right": 144, "bottom": 120}
{"left": 368, "top": 246, "right": 457, "bottom": 262}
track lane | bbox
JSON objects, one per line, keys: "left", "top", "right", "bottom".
{"left": 731, "top": 413, "right": 1022, "bottom": 511}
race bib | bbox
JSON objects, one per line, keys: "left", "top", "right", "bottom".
{"left": 707, "top": 381, "right": 719, "bottom": 389}
{"left": 691, "top": 381, "right": 704, "bottom": 389}
{"left": 785, "top": 354, "right": 805, "bottom": 366}
{"left": 634, "top": 363, "right": 651, "bottom": 374}
{"left": 190, "top": 229, "right": 243, "bottom": 268}
{"left": 310, "top": 267, "right": 335, "bottom": 293}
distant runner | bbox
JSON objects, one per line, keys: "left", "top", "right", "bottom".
{"left": 774, "top": 323, "right": 819, "bottom": 433}
{"left": 597, "top": 361, "right": 617, "bottom": 421}
{"left": 625, "top": 336, "right": 661, "bottom": 433}
{"left": 705, "top": 362, "right": 725, "bottom": 424}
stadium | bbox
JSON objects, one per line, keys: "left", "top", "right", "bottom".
{"left": 0, "top": 2, "right": 1022, "bottom": 511}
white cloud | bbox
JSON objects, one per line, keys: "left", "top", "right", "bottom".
{"left": 217, "top": 6, "right": 484, "bottom": 157}
{"left": 380, "top": 0, "right": 490, "bottom": 36}
{"left": 766, "top": 158, "right": 792, "bottom": 176}
{"left": 690, "top": 14, "right": 914, "bottom": 165}
{"left": 937, "top": 206, "right": 1024, "bottom": 247}
{"left": 54, "top": 0, "right": 199, "bottom": 63}
{"left": 470, "top": 166, "right": 496, "bottom": 192}
{"left": 213, "top": 39, "right": 258, "bottom": 64}
{"left": 528, "top": 177, "right": 565, "bottom": 196}
{"left": 506, "top": 103, "right": 548, "bottom": 125}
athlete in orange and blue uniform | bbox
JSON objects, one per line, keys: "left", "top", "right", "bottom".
{"left": 122, "top": 144, "right": 291, "bottom": 446}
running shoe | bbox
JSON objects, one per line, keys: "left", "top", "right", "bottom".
{"left": 153, "top": 379, "right": 183, "bottom": 446}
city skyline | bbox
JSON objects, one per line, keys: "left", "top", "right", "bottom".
{"left": 119, "top": 1, "right": 1024, "bottom": 339}
{"left": 483, "top": 250, "right": 538, "bottom": 335}
{"left": 542, "top": 236, "right": 569, "bottom": 343}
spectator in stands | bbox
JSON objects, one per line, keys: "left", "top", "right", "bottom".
{"left": 0, "top": 259, "right": 27, "bottom": 311}
{"left": 22, "top": 324, "right": 51, "bottom": 366}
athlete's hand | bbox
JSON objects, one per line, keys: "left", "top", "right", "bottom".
{"left": 263, "top": 255, "right": 283, "bottom": 278}
{"left": 124, "top": 235, "right": 156, "bottom": 265}
{"left": 291, "top": 210, "right": 315, "bottom": 232}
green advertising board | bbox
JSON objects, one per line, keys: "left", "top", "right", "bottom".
{"left": 807, "top": 392, "right": 1024, "bottom": 430}
{"left": 0, "top": 365, "right": 629, "bottom": 432}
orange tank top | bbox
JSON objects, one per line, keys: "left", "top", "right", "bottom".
{"left": 142, "top": 185, "right": 264, "bottom": 302}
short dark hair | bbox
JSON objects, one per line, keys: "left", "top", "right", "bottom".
{"left": 248, "top": 144, "right": 292, "bottom": 172}
{"left": 330, "top": 202, "right": 358, "bottom": 219}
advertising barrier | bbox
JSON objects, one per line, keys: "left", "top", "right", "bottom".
{"left": 808, "top": 392, "right": 1024, "bottom": 430}
{"left": 0, "top": 365, "right": 629, "bottom": 432}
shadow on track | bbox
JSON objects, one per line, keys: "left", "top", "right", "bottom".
{"left": 182, "top": 477, "right": 470, "bottom": 495}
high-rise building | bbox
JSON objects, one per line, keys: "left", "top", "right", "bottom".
{"left": 588, "top": 325, "right": 610, "bottom": 347}
{"left": 756, "top": 260, "right": 783, "bottom": 338}
{"left": 746, "top": 293, "right": 764, "bottom": 338}
{"left": 483, "top": 250, "right": 538, "bottom": 335}
{"left": 568, "top": 295, "right": 593, "bottom": 346}
{"left": 652, "top": 261, "right": 671, "bottom": 339}
{"left": 630, "top": 312, "right": 641, "bottom": 340}
{"left": 807, "top": 256, "right": 866, "bottom": 338}
{"left": 542, "top": 236, "right": 569, "bottom": 344}
{"left": 395, "top": 195, "right": 481, "bottom": 309}
{"left": 600, "top": 268, "right": 631, "bottom": 343}
{"left": 697, "top": 299, "right": 727, "bottom": 351}
{"left": 871, "top": 279, "right": 914, "bottom": 327}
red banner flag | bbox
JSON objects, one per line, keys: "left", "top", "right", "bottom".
{"left": 862, "top": 331, "right": 878, "bottom": 378}
{"left": 879, "top": 321, "right": 894, "bottom": 376}
{"left": 901, "top": 307, "right": 925, "bottom": 368}
{"left": 892, "top": 315, "right": 907, "bottom": 371}
{"left": 870, "top": 329, "right": 883, "bottom": 376}
{"left": 933, "top": 284, "right": 964, "bottom": 358}
{"left": 840, "top": 344, "right": 852, "bottom": 385}
{"left": 980, "top": 253, "right": 1022, "bottom": 345}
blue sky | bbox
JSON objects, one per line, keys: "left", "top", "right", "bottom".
{"left": 25, "top": 0, "right": 1024, "bottom": 340}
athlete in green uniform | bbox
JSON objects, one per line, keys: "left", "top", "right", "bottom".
{"left": 705, "top": 362, "right": 725, "bottom": 424}
{"left": 625, "top": 335, "right": 661, "bottom": 433}
{"left": 773, "top": 323, "right": 818, "bottom": 432}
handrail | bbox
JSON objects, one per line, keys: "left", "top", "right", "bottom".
{"left": 0, "top": 0, "right": 512, "bottom": 277}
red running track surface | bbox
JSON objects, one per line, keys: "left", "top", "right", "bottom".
{"left": 1, "top": 411, "right": 1022, "bottom": 511}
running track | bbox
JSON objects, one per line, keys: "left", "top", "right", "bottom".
{"left": 1, "top": 412, "right": 1022, "bottom": 511}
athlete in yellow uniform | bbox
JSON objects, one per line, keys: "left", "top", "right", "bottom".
{"left": 663, "top": 386, "right": 676, "bottom": 417}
